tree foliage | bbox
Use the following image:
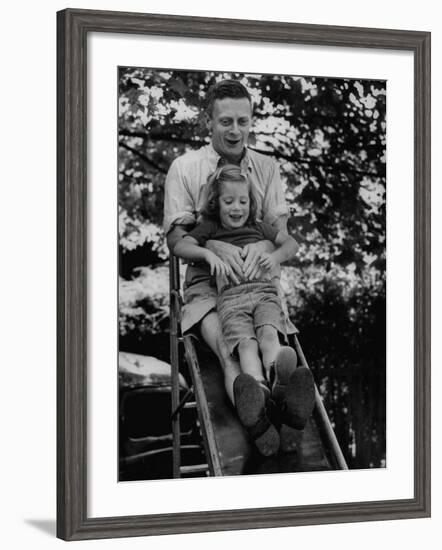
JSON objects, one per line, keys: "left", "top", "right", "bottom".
{"left": 119, "top": 69, "right": 385, "bottom": 270}
{"left": 118, "top": 68, "right": 386, "bottom": 468}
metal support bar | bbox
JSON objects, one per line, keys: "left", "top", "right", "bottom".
{"left": 171, "top": 388, "right": 194, "bottom": 421}
{"left": 293, "top": 335, "right": 349, "bottom": 470}
{"left": 183, "top": 336, "right": 223, "bottom": 476}
{"left": 169, "top": 256, "right": 182, "bottom": 478}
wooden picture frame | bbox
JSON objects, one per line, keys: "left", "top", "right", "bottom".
{"left": 57, "top": 8, "right": 431, "bottom": 541}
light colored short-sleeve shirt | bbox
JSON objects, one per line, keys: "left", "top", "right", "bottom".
{"left": 163, "top": 143, "right": 288, "bottom": 235}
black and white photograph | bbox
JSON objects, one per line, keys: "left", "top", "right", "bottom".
{"left": 1, "top": 0, "right": 436, "bottom": 545}
{"left": 118, "top": 69, "right": 386, "bottom": 482}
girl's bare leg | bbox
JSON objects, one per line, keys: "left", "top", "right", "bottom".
{"left": 236, "top": 338, "right": 266, "bottom": 384}
{"left": 256, "top": 325, "right": 281, "bottom": 381}
{"left": 200, "top": 312, "right": 241, "bottom": 405}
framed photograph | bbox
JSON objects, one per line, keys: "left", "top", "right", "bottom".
{"left": 57, "top": 8, "right": 431, "bottom": 541}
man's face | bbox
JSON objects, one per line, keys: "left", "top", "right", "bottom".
{"left": 207, "top": 97, "right": 252, "bottom": 163}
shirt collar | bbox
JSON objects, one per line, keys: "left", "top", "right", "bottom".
{"left": 207, "top": 143, "right": 252, "bottom": 174}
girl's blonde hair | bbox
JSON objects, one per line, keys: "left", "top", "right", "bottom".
{"left": 201, "top": 164, "right": 258, "bottom": 224}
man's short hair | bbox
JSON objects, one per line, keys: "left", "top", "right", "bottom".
{"left": 204, "top": 79, "right": 252, "bottom": 118}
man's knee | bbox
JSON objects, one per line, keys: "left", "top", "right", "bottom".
{"left": 201, "top": 314, "right": 238, "bottom": 368}
{"left": 200, "top": 311, "right": 222, "bottom": 351}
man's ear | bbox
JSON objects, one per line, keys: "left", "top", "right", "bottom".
{"left": 205, "top": 113, "right": 213, "bottom": 132}
{"left": 251, "top": 113, "right": 256, "bottom": 128}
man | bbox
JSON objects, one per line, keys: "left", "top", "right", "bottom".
{"left": 164, "top": 79, "right": 296, "bottom": 405}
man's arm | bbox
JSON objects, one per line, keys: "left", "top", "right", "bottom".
{"left": 173, "top": 234, "right": 231, "bottom": 279}
{"left": 273, "top": 230, "right": 298, "bottom": 263}
{"left": 166, "top": 225, "right": 189, "bottom": 253}
{"left": 163, "top": 157, "right": 197, "bottom": 239}
{"left": 242, "top": 156, "right": 289, "bottom": 277}
{"left": 168, "top": 223, "right": 242, "bottom": 284}
{"left": 258, "top": 231, "right": 298, "bottom": 272}
{"left": 271, "top": 213, "right": 289, "bottom": 235}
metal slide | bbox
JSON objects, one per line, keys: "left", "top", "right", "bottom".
{"left": 170, "top": 255, "right": 348, "bottom": 477}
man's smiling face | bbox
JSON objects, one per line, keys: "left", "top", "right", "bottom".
{"left": 207, "top": 97, "right": 252, "bottom": 163}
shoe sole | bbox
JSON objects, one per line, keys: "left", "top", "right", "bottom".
{"left": 284, "top": 367, "right": 316, "bottom": 429}
{"left": 279, "top": 424, "right": 300, "bottom": 454}
{"left": 272, "top": 346, "right": 298, "bottom": 391}
{"left": 233, "top": 373, "right": 280, "bottom": 457}
{"left": 272, "top": 347, "right": 315, "bottom": 430}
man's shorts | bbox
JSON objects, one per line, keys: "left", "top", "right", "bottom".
{"left": 182, "top": 278, "right": 218, "bottom": 334}
{"left": 181, "top": 271, "right": 298, "bottom": 337}
{"left": 217, "top": 282, "right": 287, "bottom": 356}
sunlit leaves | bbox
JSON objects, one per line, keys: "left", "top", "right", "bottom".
{"left": 118, "top": 68, "right": 386, "bottom": 271}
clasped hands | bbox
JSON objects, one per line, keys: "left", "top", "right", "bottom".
{"left": 205, "top": 240, "right": 277, "bottom": 284}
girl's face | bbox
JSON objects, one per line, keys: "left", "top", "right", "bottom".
{"left": 218, "top": 180, "right": 250, "bottom": 229}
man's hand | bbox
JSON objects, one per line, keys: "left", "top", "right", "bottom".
{"left": 206, "top": 240, "right": 243, "bottom": 284}
{"left": 241, "top": 241, "right": 275, "bottom": 280}
{"left": 204, "top": 250, "right": 232, "bottom": 279}
{"left": 258, "top": 252, "right": 279, "bottom": 273}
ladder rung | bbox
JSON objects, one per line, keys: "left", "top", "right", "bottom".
{"left": 179, "top": 464, "right": 209, "bottom": 475}
{"left": 183, "top": 401, "right": 196, "bottom": 409}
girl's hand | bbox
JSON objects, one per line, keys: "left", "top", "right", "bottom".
{"left": 258, "top": 252, "right": 278, "bottom": 272}
{"left": 204, "top": 250, "right": 232, "bottom": 279}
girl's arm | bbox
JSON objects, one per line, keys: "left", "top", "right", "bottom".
{"left": 173, "top": 236, "right": 232, "bottom": 279}
{"left": 258, "top": 232, "right": 298, "bottom": 272}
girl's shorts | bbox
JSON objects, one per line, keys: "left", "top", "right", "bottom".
{"left": 217, "top": 282, "right": 287, "bottom": 356}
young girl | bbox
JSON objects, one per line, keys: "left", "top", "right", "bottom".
{"left": 173, "top": 164, "right": 315, "bottom": 457}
